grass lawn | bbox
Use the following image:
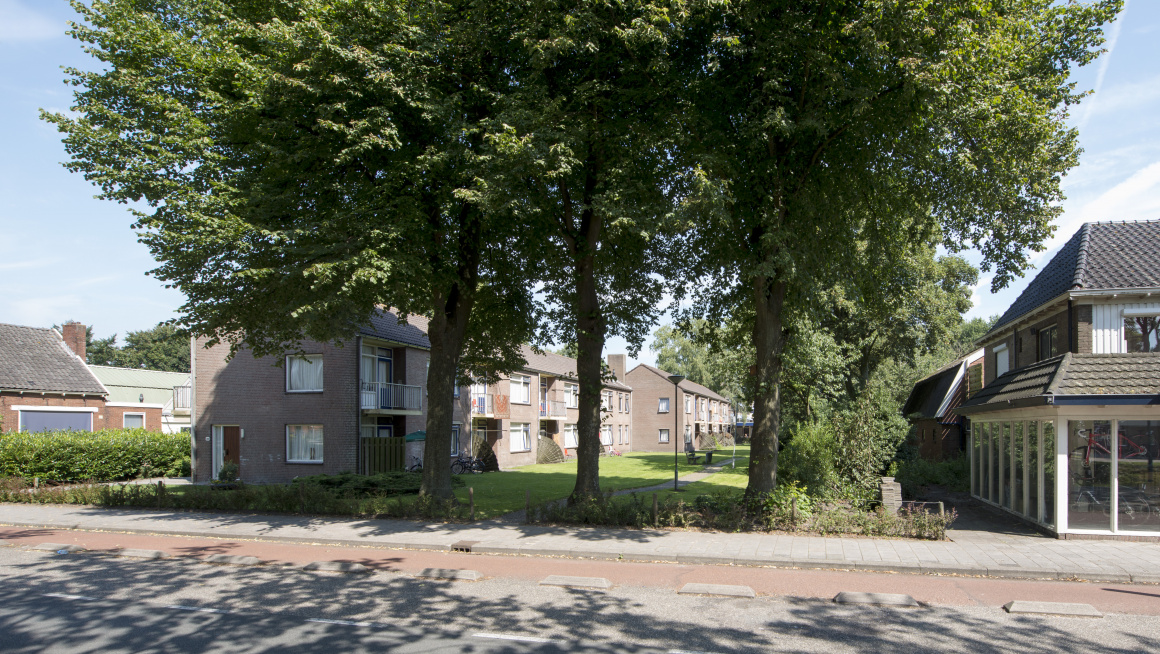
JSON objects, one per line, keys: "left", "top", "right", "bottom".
{"left": 648, "top": 444, "right": 750, "bottom": 503}
{"left": 451, "top": 448, "right": 746, "bottom": 519}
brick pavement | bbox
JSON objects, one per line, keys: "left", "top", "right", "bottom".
{"left": 1, "top": 502, "right": 1159, "bottom": 583}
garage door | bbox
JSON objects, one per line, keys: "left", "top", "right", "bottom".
{"left": 20, "top": 411, "right": 93, "bottom": 433}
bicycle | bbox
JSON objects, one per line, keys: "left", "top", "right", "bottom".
{"left": 406, "top": 455, "right": 423, "bottom": 473}
{"left": 451, "top": 454, "right": 485, "bottom": 475}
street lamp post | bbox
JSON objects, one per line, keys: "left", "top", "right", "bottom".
{"left": 668, "top": 374, "right": 685, "bottom": 491}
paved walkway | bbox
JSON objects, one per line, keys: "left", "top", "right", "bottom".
{"left": 1, "top": 502, "right": 1158, "bottom": 584}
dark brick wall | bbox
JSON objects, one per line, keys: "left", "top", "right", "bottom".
{"left": 1073, "top": 303, "right": 1093, "bottom": 354}
{"left": 1, "top": 393, "right": 106, "bottom": 432}
{"left": 625, "top": 366, "right": 688, "bottom": 452}
{"left": 193, "top": 337, "right": 359, "bottom": 483}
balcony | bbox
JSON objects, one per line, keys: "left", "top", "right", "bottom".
{"left": 361, "top": 382, "right": 423, "bottom": 414}
{"left": 540, "top": 400, "right": 566, "bottom": 418}
{"left": 471, "top": 393, "right": 494, "bottom": 416}
{"left": 172, "top": 385, "right": 191, "bottom": 414}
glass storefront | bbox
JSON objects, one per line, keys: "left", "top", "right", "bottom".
{"left": 1115, "top": 420, "right": 1160, "bottom": 532}
{"left": 1012, "top": 421, "right": 1024, "bottom": 515}
{"left": 1027, "top": 421, "right": 1039, "bottom": 521}
{"left": 1043, "top": 421, "right": 1055, "bottom": 527}
{"left": 967, "top": 419, "right": 1058, "bottom": 531}
{"left": 1000, "top": 422, "right": 1011, "bottom": 510}
{"left": 1068, "top": 420, "right": 1113, "bottom": 531}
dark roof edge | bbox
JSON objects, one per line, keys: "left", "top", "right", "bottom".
{"left": 1071, "top": 222, "right": 1093, "bottom": 289}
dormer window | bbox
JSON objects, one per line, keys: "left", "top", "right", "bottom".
{"left": 994, "top": 343, "right": 1010, "bottom": 377}
{"left": 1038, "top": 326, "right": 1058, "bottom": 361}
{"left": 1124, "top": 315, "right": 1160, "bottom": 352}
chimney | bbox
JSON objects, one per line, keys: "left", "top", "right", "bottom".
{"left": 61, "top": 322, "right": 86, "bottom": 362}
{"left": 606, "top": 354, "right": 626, "bottom": 382}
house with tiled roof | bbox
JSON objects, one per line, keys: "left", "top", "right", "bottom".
{"left": 902, "top": 348, "right": 984, "bottom": 460}
{"left": 89, "top": 366, "right": 192, "bottom": 434}
{"left": 950, "top": 220, "right": 1160, "bottom": 539}
{"left": 624, "top": 363, "right": 735, "bottom": 452}
{"left": 0, "top": 322, "right": 110, "bottom": 432}
{"left": 192, "top": 307, "right": 635, "bottom": 481}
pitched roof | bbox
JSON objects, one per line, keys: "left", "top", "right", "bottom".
{"left": 955, "top": 352, "right": 1160, "bottom": 414}
{"left": 0, "top": 323, "right": 107, "bottom": 395}
{"left": 358, "top": 310, "right": 431, "bottom": 349}
{"left": 519, "top": 345, "right": 633, "bottom": 391}
{"left": 989, "top": 220, "right": 1160, "bottom": 336}
{"left": 631, "top": 363, "right": 728, "bottom": 402}
{"left": 903, "top": 363, "right": 962, "bottom": 420}
{"left": 89, "top": 366, "right": 190, "bottom": 405}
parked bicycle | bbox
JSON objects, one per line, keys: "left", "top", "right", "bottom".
{"left": 451, "top": 454, "right": 485, "bottom": 475}
{"left": 407, "top": 455, "right": 423, "bottom": 473}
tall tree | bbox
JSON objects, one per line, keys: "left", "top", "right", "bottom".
{"left": 46, "top": 0, "right": 537, "bottom": 498}
{"left": 680, "top": 0, "right": 1121, "bottom": 496}
{"left": 494, "top": 0, "right": 683, "bottom": 500}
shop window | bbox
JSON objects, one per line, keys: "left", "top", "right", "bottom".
{"left": 1067, "top": 420, "right": 1113, "bottom": 531}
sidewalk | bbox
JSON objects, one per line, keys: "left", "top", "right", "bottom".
{"left": 1, "top": 502, "right": 1158, "bottom": 584}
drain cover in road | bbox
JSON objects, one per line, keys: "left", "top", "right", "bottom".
{"left": 833, "top": 591, "right": 919, "bottom": 607}
{"left": 539, "top": 575, "right": 611, "bottom": 589}
{"left": 678, "top": 583, "right": 756, "bottom": 598}
{"left": 1003, "top": 601, "right": 1102, "bottom": 617}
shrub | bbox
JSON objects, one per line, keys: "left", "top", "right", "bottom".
{"left": 896, "top": 455, "right": 970, "bottom": 497}
{"left": 778, "top": 421, "right": 848, "bottom": 499}
{"left": 291, "top": 471, "right": 463, "bottom": 498}
{"left": 217, "top": 461, "right": 239, "bottom": 483}
{"left": 0, "top": 429, "right": 189, "bottom": 482}
{"left": 474, "top": 438, "right": 499, "bottom": 472}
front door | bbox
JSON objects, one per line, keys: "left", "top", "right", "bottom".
{"left": 222, "top": 426, "right": 241, "bottom": 468}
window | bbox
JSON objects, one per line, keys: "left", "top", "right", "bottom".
{"left": 17, "top": 408, "right": 94, "bottom": 432}
{"left": 287, "top": 354, "right": 324, "bottom": 392}
{"left": 564, "top": 383, "right": 579, "bottom": 408}
{"left": 509, "top": 422, "right": 531, "bottom": 452}
{"left": 994, "top": 344, "right": 1010, "bottom": 377}
{"left": 625, "top": 396, "right": 630, "bottom": 413}
{"left": 564, "top": 423, "right": 578, "bottom": 449}
{"left": 123, "top": 413, "right": 145, "bottom": 429}
{"left": 602, "top": 425, "right": 613, "bottom": 445}
{"left": 287, "top": 425, "right": 323, "bottom": 463}
{"left": 1038, "top": 326, "right": 1058, "bottom": 360}
{"left": 451, "top": 424, "right": 460, "bottom": 456}
{"left": 684, "top": 425, "right": 691, "bottom": 442}
{"left": 659, "top": 428, "right": 670, "bottom": 443}
{"left": 602, "top": 391, "right": 613, "bottom": 411}
{"left": 1124, "top": 315, "right": 1160, "bottom": 352}
{"left": 618, "top": 393, "right": 623, "bottom": 412}
{"left": 685, "top": 396, "right": 692, "bottom": 414}
{"left": 511, "top": 375, "right": 531, "bottom": 404}
{"left": 617, "top": 425, "right": 623, "bottom": 444}
{"left": 658, "top": 397, "right": 670, "bottom": 413}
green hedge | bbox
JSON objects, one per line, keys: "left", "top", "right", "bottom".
{"left": 0, "top": 428, "right": 190, "bottom": 482}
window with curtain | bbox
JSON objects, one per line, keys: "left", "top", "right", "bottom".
{"left": 123, "top": 413, "right": 144, "bottom": 429}
{"left": 685, "top": 396, "right": 692, "bottom": 413}
{"left": 601, "top": 426, "right": 613, "bottom": 445}
{"left": 511, "top": 375, "right": 531, "bottom": 404}
{"left": 509, "top": 422, "right": 531, "bottom": 452}
{"left": 565, "top": 383, "right": 579, "bottom": 408}
{"left": 994, "top": 345, "right": 1009, "bottom": 377}
{"left": 658, "top": 397, "right": 670, "bottom": 413}
{"left": 564, "top": 423, "right": 578, "bottom": 449}
{"left": 659, "top": 429, "right": 670, "bottom": 443}
{"left": 287, "top": 355, "right": 324, "bottom": 392}
{"left": 287, "top": 425, "right": 323, "bottom": 462}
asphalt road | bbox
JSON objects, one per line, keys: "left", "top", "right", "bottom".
{"left": 0, "top": 547, "right": 1158, "bottom": 653}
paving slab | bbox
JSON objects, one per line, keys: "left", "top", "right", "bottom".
{"left": 1003, "top": 601, "right": 1102, "bottom": 618}
{"left": 32, "top": 543, "right": 85, "bottom": 553}
{"left": 113, "top": 548, "right": 167, "bottom": 560}
{"left": 301, "top": 561, "right": 369, "bottom": 573}
{"left": 678, "top": 583, "right": 756, "bottom": 598}
{"left": 833, "top": 591, "right": 920, "bottom": 608}
{"left": 539, "top": 575, "right": 612, "bottom": 589}
{"left": 203, "top": 554, "right": 261, "bottom": 566}
{"left": 416, "top": 568, "right": 483, "bottom": 581}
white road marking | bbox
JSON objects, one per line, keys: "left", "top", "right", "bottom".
{"left": 472, "top": 632, "right": 556, "bottom": 644}
{"left": 43, "top": 593, "right": 95, "bottom": 601}
{"left": 164, "top": 605, "right": 230, "bottom": 614}
{"left": 306, "top": 618, "right": 375, "bottom": 628}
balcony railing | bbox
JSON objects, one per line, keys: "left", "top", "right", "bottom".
{"left": 471, "top": 393, "right": 494, "bottom": 415}
{"left": 173, "top": 385, "right": 191, "bottom": 410}
{"left": 540, "top": 400, "right": 566, "bottom": 418}
{"left": 361, "top": 382, "right": 423, "bottom": 412}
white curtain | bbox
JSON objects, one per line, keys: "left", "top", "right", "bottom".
{"left": 288, "top": 425, "right": 323, "bottom": 462}
{"left": 564, "top": 424, "right": 578, "bottom": 449}
{"left": 602, "top": 427, "right": 612, "bottom": 445}
{"left": 510, "top": 423, "right": 529, "bottom": 452}
{"left": 289, "top": 355, "right": 324, "bottom": 391}
{"left": 212, "top": 425, "right": 223, "bottom": 477}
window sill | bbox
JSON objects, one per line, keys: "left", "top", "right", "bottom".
{"left": 510, "top": 449, "right": 531, "bottom": 454}
{"left": 286, "top": 390, "right": 324, "bottom": 394}
{"left": 287, "top": 460, "right": 324, "bottom": 464}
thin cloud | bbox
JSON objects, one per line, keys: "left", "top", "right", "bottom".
{"left": 0, "top": 257, "right": 59, "bottom": 272}
{"left": 1078, "top": 0, "right": 1130, "bottom": 131}
{"left": 0, "top": 1, "right": 64, "bottom": 44}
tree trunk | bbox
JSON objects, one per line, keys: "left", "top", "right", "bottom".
{"left": 570, "top": 251, "right": 605, "bottom": 502}
{"left": 420, "top": 289, "right": 472, "bottom": 499}
{"left": 746, "top": 273, "right": 788, "bottom": 497}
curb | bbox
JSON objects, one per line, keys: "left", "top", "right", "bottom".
{"left": 2, "top": 519, "right": 1155, "bottom": 585}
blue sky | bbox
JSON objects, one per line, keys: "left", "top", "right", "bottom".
{"left": 1, "top": 1, "right": 1156, "bottom": 368}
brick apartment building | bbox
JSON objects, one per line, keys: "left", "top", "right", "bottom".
{"left": 624, "top": 364, "right": 734, "bottom": 452}
{"left": 192, "top": 309, "right": 635, "bottom": 482}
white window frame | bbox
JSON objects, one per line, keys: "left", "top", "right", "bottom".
{"left": 511, "top": 374, "right": 532, "bottom": 405}
{"left": 685, "top": 396, "right": 692, "bottom": 414}
{"left": 625, "top": 395, "right": 630, "bottom": 413}
{"left": 122, "top": 412, "right": 146, "bottom": 429}
{"left": 286, "top": 424, "right": 324, "bottom": 463}
{"left": 564, "top": 423, "right": 578, "bottom": 449}
{"left": 658, "top": 397, "right": 670, "bottom": 413}
{"left": 509, "top": 422, "right": 532, "bottom": 453}
{"left": 564, "top": 383, "right": 579, "bottom": 408}
{"left": 602, "top": 425, "right": 613, "bottom": 445}
{"left": 602, "top": 390, "right": 613, "bottom": 411}
{"left": 659, "top": 428, "right": 670, "bottom": 443}
{"left": 451, "top": 424, "right": 461, "bottom": 456}
{"left": 994, "top": 344, "right": 1010, "bottom": 377}
{"left": 286, "top": 354, "right": 324, "bottom": 392}
{"left": 14, "top": 406, "right": 97, "bottom": 432}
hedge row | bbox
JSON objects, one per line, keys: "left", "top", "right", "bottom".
{"left": 0, "top": 428, "right": 190, "bottom": 482}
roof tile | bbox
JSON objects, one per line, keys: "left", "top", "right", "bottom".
{"left": 0, "top": 323, "right": 107, "bottom": 395}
